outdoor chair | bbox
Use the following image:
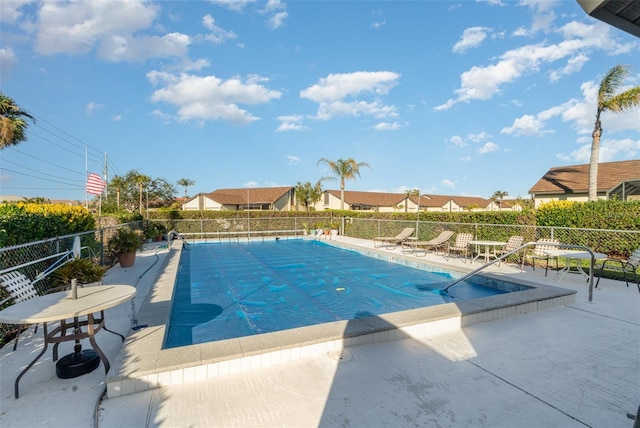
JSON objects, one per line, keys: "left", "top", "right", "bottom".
{"left": 445, "top": 233, "right": 473, "bottom": 262}
{"left": 496, "top": 235, "right": 525, "bottom": 265}
{"left": 521, "top": 238, "right": 559, "bottom": 276}
{"left": 373, "top": 227, "right": 415, "bottom": 249}
{"left": 401, "top": 230, "right": 454, "bottom": 256}
{"left": 595, "top": 248, "right": 640, "bottom": 292}
{"left": 0, "top": 271, "right": 75, "bottom": 350}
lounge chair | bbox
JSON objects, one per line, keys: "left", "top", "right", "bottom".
{"left": 401, "top": 230, "right": 454, "bottom": 256}
{"left": 595, "top": 248, "right": 640, "bottom": 292}
{"left": 373, "top": 227, "right": 415, "bottom": 249}
{"left": 521, "top": 238, "right": 559, "bottom": 276}
{"left": 496, "top": 235, "right": 525, "bottom": 265}
{"left": 445, "top": 233, "right": 473, "bottom": 262}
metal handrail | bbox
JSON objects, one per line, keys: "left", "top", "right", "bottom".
{"left": 442, "top": 241, "right": 598, "bottom": 302}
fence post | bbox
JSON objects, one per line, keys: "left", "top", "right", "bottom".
{"left": 99, "top": 228, "right": 104, "bottom": 265}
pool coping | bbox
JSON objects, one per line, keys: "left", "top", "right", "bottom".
{"left": 105, "top": 237, "right": 576, "bottom": 398}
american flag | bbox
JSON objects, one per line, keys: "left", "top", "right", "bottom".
{"left": 86, "top": 173, "right": 105, "bottom": 195}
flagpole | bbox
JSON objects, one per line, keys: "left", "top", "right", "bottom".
{"left": 85, "top": 146, "right": 88, "bottom": 209}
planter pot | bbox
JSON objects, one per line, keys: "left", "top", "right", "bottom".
{"left": 330, "top": 229, "right": 339, "bottom": 236}
{"left": 116, "top": 252, "right": 136, "bottom": 268}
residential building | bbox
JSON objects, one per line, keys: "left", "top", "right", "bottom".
{"left": 528, "top": 159, "right": 640, "bottom": 207}
{"left": 182, "top": 187, "right": 295, "bottom": 211}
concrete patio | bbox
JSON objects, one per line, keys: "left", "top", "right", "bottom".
{"left": 1, "top": 237, "right": 638, "bottom": 427}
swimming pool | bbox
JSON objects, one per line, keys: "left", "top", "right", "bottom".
{"left": 106, "top": 237, "right": 577, "bottom": 399}
{"left": 164, "top": 240, "right": 508, "bottom": 348}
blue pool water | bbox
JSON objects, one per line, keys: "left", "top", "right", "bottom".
{"left": 164, "top": 240, "right": 507, "bottom": 349}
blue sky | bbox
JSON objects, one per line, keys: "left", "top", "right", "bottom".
{"left": 1, "top": 0, "right": 639, "bottom": 202}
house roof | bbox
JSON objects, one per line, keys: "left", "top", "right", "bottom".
{"left": 205, "top": 186, "right": 293, "bottom": 205}
{"left": 326, "top": 190, "right": 407, "bottom": 207}
{"left": 422, "top": 194, "right": 492, "bottom": 208}
{"left": 577, "top": 0, "right": 640, "bottom": 38}
{"left": 528, "top": 160, "right": 640, "bottom": 195}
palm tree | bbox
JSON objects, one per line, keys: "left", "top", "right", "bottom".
{"left": 135, "top": 172, "right": 151, "bottom": 214}
{"left": 317, "top": 157, "right": 371, "bottom": 210}
{"left": 110, "top": 176, "right": 127, "bottom": 209}
{"left": 588, "top": 65, "right": 640, "bottom": 201}
{"left": 492, "top": 190, "right": 509, "bottom": 209}
{"left": 176, "top": 178, "right": 195, "bottom": 200}
{"left": 0, "top": 92, "right": 35, "bottom": 150}
{"left": 404, "top": 188, "right": 420, "bottom": 213}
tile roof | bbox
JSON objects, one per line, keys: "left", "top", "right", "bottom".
{"left": 326, "top": 190, "right": 407, "bottom": 206}
{"left": 422, "top": 194, "right": 492, "bottom": 208}
{"left": 206, "top": 187, "right": 293, "bottom": 204}
{"left": 528, "top": 160, "right": 640, "bottom": 194}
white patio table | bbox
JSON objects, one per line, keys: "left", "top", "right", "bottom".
{"left": 470, "top": 240, "right": 506, "bottom": 264}
{"left": 0, "top": 285, "right": 135, "bottom": 398}
{"left": 543, "top": 249, "right": 608, "bottom": 281}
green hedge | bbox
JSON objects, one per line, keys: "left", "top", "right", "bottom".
{"left": 536, "top": 200, "right": 640, "bottom": 229}
{"left": 0, "top": 203, "right": 96, "bottom": 247}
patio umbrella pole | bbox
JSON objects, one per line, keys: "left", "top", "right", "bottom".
{"left": 55, "top": 279, "right": 100, "bottom": 379}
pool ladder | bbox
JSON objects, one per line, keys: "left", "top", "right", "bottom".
{"left": 442, "top": 242, "right": 600, "bottom": 302}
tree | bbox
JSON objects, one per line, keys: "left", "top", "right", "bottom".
{"left": 317, "top": 157, "right": 371, "bottom": 210}
{"left": 492, "top": 190, "right": 509, "bottom": 209}
{"left": 404, "top": 188, "right": 420, "bottom": 213}
{"left": 588, "top": 65, "right": 640, "bottom": 201}
{"left": 294, "top": 180, "right": 323, "bottom": 211}
{"left": 177, "top": 178, "right": 196, "bottom": 200}
{"left": 103, "top": 170, "right": 176, "bottom": 213}
{"left": 0, "top": 92, "right": 35, "bottom": 150}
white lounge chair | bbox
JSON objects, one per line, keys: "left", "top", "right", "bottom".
{"left": 373, "top": 227, "right": 415, "bottom": 249}
{"left": 401, "top": 230, "right": 454, "bottom": 256}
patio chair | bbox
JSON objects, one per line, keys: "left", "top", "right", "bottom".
{"left": 496, "top": 235, "right": 525, "bottom": 265}
{"left": 401, "top": 230, "right": 454, "bottom": 256}
{"left": 445, "top": 233, "right": 473, "bottom": 262}
{"left": 0, "top": 270, "right": 76, "bottom": 350}
{"left": 521, "top": 238, "right": 559, "bottom": 276}
{"left": 595, "top": 248, "right": 640, "bottom": 292}
{"left": 373, "top": 227, "right": 415, "bottom": 249}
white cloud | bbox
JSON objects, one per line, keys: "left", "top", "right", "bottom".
{"left": 261, "top": 0, "right": 289, "bottom": 29}
{"left": 478, "top": 142, "right": 498, "bottom": 154}
{"left": 435, "top": 15, "right": 632, "bottom": 110}
{"left": 373, "top": 121, "right": 402, "bottom": 131}
{"left": 449, "top": 135, "right": 466, "bottom": 148}
{"left": 441, "top": 179, "right": 455, "bottom": 189}
{"left": 148, "top": 71, "right": 282, "bottom": 126}
{"left": 300, "top": 71, "right": 400, "bottom": 121}
{"left": 202, "top": 14, "right": 237, "bottom": 44}
{"left": 467, "top": 132, "right": 490, "bottom": 142}
{"left": 549, "top": 54, "right": 589, "bottom": 82}
{"left": 211, "top": 0, "right": 256, "bottom": 13}
{"left": 32, "top": 0, "right": 191, "bottom": 63}
{"left": 0, "top": 0, "right": 32, "bottom": 24}
{"left": 500, "top": 114, "right": 549, "bottom": 136}
{"left": 452, "top": 27, "right": 490, "bottom": 53}
{"left": 85, "top": 101, "right": 104, "bottom": 115}
{"left": 557, "top": 137, "right": 640, "bottom": 163}
{"left": 286, "top": 155, "right": 301, "bottom": 165}
{"left": 0, "top": 47, "right": 16, "bottom": 77}
{"left": 276, "top": 115, "right": 309, "bottom": 132}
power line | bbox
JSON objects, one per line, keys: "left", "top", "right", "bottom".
{"left": 10, "top": 148, "right": 86, "bottom": 177}
{"left": 0, "top": 167, "right": 83, "bottom": 187}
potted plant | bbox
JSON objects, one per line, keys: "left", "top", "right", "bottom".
{"left": 146, "top": 222, "right": 165, "bottom": 242}
{"left": 330, "top": 222, "right": 340, "bottom": 236}
{"left": 108, "top": 228, "right": 144, "bottom": 267}
{"left": 52, "top": 258, "right": 107, "bottom": 287}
